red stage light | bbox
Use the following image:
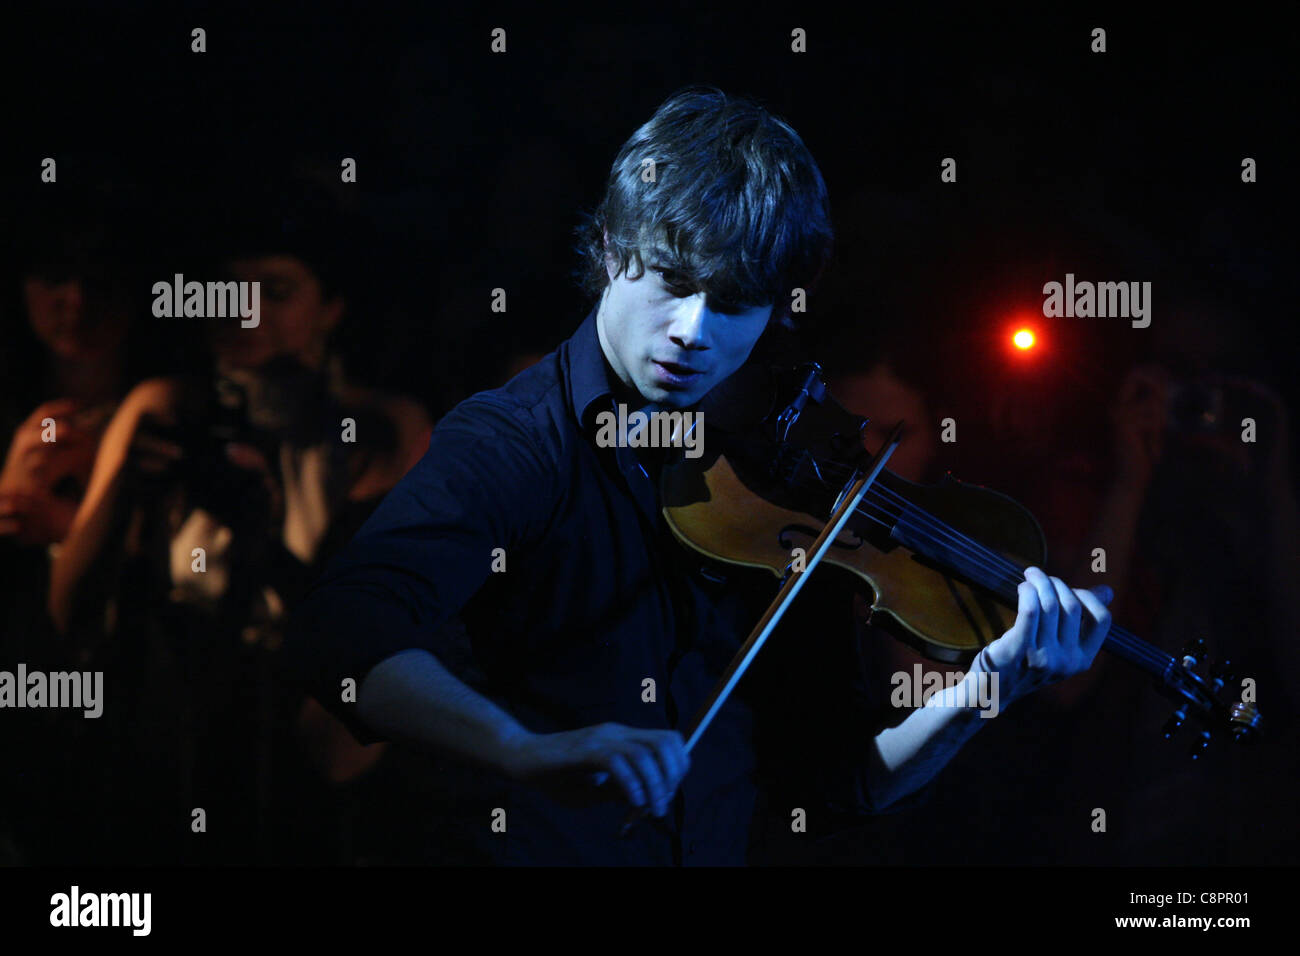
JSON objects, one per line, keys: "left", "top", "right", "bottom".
{"left": 1013, "top": 328, "right": 1035, "bottom": 350}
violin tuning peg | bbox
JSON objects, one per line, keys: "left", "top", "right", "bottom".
{"left": 1229, "top": 702, "right": 1263, "bottom": 743}
{"left": 1180, "top": 637, "right": 1207, "bottom": 667}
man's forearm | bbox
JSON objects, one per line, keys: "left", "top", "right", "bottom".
{"left": 866, "top": 669, "right": 990, "bottom": 809}
{"left": 356, "top": 648, "right": 532, "bottom": 777}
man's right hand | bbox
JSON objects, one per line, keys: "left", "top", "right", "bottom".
{"left": 501, "top": 724, "right": 689, "bottom": 818}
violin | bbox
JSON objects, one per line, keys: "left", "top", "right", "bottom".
{"left": 617, "top": 357, "right": 1262, "bottom": 835}
{"left": 665, "top": 359, "right": 1264, "bottom": 751}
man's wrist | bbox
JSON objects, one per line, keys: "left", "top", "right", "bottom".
{"left": 493, "top": 725, "right": 540, "bottom": 780}
{"left": 963, "top": 646, "right": 1009, "bottom": 717}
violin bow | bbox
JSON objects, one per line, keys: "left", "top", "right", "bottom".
{"left": 618, "top": 421, "right": 905, "bottom": 836}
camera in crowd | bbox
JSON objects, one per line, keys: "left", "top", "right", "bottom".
{"left": 132, "top": 377, "right": 280, "bottom": 528}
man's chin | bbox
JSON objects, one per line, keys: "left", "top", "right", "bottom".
{"left": 643, "top": 387, "right": 702, "bottom": 410}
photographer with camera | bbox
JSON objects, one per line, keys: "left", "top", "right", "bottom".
{"left": 44, "top": 181, "right": 431, "bottom": 862}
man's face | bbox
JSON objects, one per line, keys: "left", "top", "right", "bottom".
{"left": 596, "top": 251, "right": 773, "bottom": 409}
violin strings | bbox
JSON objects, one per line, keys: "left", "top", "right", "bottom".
{"left": 853, "top": 477, "right": 1171, "bottom": 670}
{"left": 848, "top": 476, "right": 1171, "bottom": 669}
{"left": 780, "top": 463, "right": 1174, "bottom": 672}
{"left": 852, "top": 478, "right": 1170, "bottom": 669}
{"left": 791, "top": 457, "right": 1031, "bottom": 592}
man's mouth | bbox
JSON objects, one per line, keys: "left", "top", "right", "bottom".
{"left": 652, "top": 360, "right": 704, "bottom": 387}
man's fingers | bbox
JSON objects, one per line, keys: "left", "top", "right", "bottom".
{"left": 1051, "top": 575, "right": 1082, "bottom": 642}
{"left": 1045, "top": 576, "right": 1083, "bottom": 678}
{"left": 601, "top": 754, "right": 646, "bottom": 810}
{"left": 1075, "top": 587, "right": 1113, "bottom": 661}
{"left": 1024, "top": 567, "right": 1059, "bottom": 652}
{"left": 631, "top": 730, "right": 688, "bottom": 795}
{"left": 544, "top": 725, "right": 688, "bottom": 814}
{"left": 662, "top": 735, "right": 689, "bottom": 788}
{"left": 623, "top": 743, "right": 668, "bottom": 816}
{"left": 1000, "top": 579, "right": 1038, "bottom": 667}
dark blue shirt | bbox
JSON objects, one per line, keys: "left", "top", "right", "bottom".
{"left": 286, "top": 308, "right": 909, "bottom": 865}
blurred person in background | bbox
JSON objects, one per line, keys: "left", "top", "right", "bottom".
{"left": 41, "top": 176, "right": 432, "bottom": 863}
{"left": 0, "top": 185, "right": 195, "bottom": 864}
{"left": 1063, "top": 300, "right": 1298, "bottom": 864}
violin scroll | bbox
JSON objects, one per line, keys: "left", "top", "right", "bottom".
{"left": 1161, "top": 637, "right": 1263, "bottom": 755}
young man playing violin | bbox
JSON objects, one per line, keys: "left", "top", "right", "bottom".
{"left": 286, "top": 86, "right": 1113, "bottom": 865}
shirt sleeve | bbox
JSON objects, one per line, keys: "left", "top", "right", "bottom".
{"left": 818, "top": 613, "right": 937, "bottom": 824}
{"left": 282, "top": 394, "right": 556, "bottom": 744}
{"left": 749, "top": 575, "right": 936, "bottom": 838}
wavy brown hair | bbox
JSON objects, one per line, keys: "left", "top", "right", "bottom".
{"left": 573, "top": 86, "right": 834, "bottom": 326}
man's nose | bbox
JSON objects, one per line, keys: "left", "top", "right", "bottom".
{"left": 667, "top": 294, "right": 710, "bottom": 350}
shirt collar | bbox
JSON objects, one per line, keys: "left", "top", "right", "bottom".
{"left": 562, "top": 305, "right": 671, "bottom": 523}
{"left": 564, "top": 304, "right": 623, "bottom": 434}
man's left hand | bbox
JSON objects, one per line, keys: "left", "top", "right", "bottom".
{"left": 977, "top": 566, "right": 1113, "bottom": 708}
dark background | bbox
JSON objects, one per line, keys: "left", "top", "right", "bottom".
{"left": 5, "top": 8, "right": 1294, "bottom": 412}
{"left": 2, "top": 6, "right": 1295, "bottom": 867}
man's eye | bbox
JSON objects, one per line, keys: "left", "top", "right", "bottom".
{"left": 652, "top": 267, "right": 750, "bottom": 313}
{"left": 710, "top": 298, "right": 756, "bottom": 315}
{"left": 652, "top": 267, "right": 692, "bottom": 291}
